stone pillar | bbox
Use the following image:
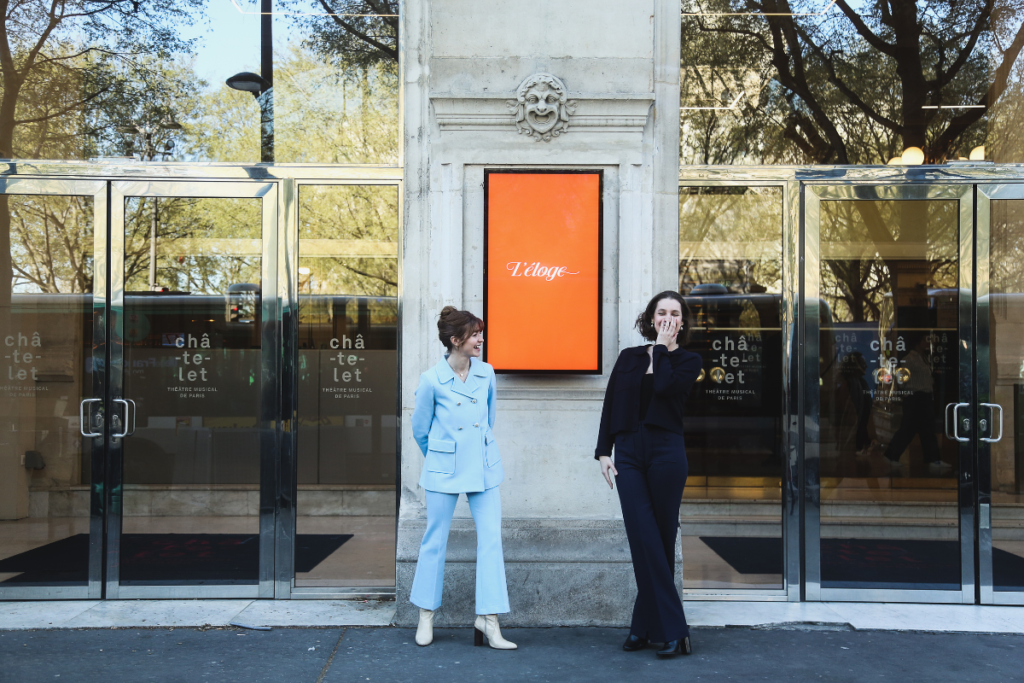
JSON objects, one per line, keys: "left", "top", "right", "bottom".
{"left": 398, "top": 0, "right": 681, "bottom": 626}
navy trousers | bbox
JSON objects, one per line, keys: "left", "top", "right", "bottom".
{"left": 615, "top": 423, "right": 690, "bottom": 642}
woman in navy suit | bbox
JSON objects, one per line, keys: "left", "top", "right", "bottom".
{"left": 409, "top": 307, "right": 515, "bottom": 650}
{"left": 595, "top": 291, "right": 703, "bottom": 658}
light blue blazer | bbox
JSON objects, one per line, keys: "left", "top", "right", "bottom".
{"left": 412, "top": 356, "right": 504, "bottom": 494}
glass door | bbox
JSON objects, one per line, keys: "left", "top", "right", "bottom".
{"left": 677, "top": 184, "right": 795, "bottom": 597}
{"left": 805, "top": 184, "right": 974, "bottom": 603}
{"left": 0, "top": 179, "right": 107, "bottom": 599}
{"left": 106, "top": 181, "right": 278, "bottom": 598}
{"left": 976, "top": 185, "right": 1024, "bottom": 605}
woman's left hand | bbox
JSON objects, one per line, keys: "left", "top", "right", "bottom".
{"left": 655, "top": 318, "right": 680, "bottom": 347}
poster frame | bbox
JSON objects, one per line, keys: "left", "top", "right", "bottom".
{"left": 483, "top": 168, "right": 604, "bottom": 375}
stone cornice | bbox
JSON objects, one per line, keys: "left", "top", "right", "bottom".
{"left": 430, "top": 92, "right": 655, "bottom": 134}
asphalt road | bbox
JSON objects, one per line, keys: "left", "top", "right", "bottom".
{"left": 1, "top": 625, "right": 1022, "bottom": 683}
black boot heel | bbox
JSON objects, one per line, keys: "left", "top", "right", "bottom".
{"left": 474, "top": 628, "right": 484, "bottom": 646}
{"left": 656, "top": 637, "right": 692, "bottom": 658}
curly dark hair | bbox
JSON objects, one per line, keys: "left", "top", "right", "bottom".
{"left": 437, "top": 306, "right": 484, "bottom": 351}
{"left": 634, "top": 291, "right": 692, "bottom": 346}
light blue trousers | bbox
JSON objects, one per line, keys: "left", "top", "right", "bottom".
{"left": 409, "top": 486, "right": 510, "bottom": 615}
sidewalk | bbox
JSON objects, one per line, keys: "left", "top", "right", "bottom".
{"left": 1, "top": 623, "right": 1022, "bottom": 683}
{"left": 4, "top": 599, "right": 1024, "bottom": 633}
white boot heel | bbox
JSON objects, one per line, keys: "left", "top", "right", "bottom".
{"left": 473, "top": 614, "right": 517, "bottom": 650}
{"left": 415, "top": 608, "right": 435, "bottom": 646}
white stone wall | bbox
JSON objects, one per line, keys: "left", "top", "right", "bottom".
{"left": 398, "top": 0, "right": 681, "bottom": 625}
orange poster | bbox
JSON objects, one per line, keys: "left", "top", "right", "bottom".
{"left": 484, "top": 170, "right": 602, "bottom": 373}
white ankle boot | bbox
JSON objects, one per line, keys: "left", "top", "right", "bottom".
{"left": 415, "top": 608, "right": 435, "bottom": 646}
{"left": 473, "top": 614, "right": 517, "bottom": 650}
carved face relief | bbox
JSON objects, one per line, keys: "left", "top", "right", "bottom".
{"left": 524, "top": 83, "right": 561, "bottom": 134}
{"left": 507, "top": 74, "right": 578, "bottom": 141}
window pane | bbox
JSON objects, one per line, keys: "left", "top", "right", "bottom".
{"left": 120, "top": 196, "right": 264, "bottom": 586}
{"left": 681, "top": 2, "right": 1024, "bottom": 164}
{"left": 818, "top": 199, "right": 961, "bottom": 590}
{"left": 296, "top": 184, "right": 398, "bottom": 588}
{"left": 988, "top": 199, "right": 1024, "bottom": 592}
{"left": 4, "top": 1, "right": 398, "bottom": 164}
{"left": 679, "top": 186, "right": 784, "bottom": 591}
{"left": 0, "top": 194, "right": 94, "bottom": 587}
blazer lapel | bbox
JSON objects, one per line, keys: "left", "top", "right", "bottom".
{"left": 437, "top": 357, "right": 484, "bottom": 399}
{"left": 620, "top": 346, "right": 648, "bottom": 372}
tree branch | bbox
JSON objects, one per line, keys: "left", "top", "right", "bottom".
{"left": 14, "top": 87, "right": 110, "bottom": 125}
{"left": 834, "top": 0, "right": 897, "bottom": 57}
{"left": 317, "top": 0, "right": 397, "bottom": 61}
{"left": 932, "top": 17, "right": 1024, "bottom": 158}
{"left": 928, "top": 0, "right": 993, "bottom": 90}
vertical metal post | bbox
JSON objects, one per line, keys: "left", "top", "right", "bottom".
{"left": 260, "top": 0, "right": 274, "bottom": 163}
{"left": 148, "top": 199, "right": 158, "bottom": 290}
{"left": 259, "top": 89, "right": 275, "bottom": 164}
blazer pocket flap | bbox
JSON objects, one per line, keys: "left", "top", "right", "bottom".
{"left": 484, "top": 433, "right": 496, "bottom": 445}
{"left": 428, "top": 438, "right": 456, "bottom": 453}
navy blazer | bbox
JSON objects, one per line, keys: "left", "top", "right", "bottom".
{"left": 594, "top": 344, "right": 703, "bottom": 459}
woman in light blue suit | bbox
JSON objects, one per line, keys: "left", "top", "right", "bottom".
{"left": 410, "top": 306, "right": 516, "bottom": 651}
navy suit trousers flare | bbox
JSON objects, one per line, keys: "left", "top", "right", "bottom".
{"left": 615, "top": 423, "right": 690, "bottom": 643}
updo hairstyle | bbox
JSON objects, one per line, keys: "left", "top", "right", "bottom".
{"left": 634, "top": 290, "right": 692, "bottom": 346}
{"left": 437, "top": 306, "right": 484, "bottom": 351}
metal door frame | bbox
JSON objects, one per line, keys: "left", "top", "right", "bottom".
{"left": 976, "top": 183, "right": 1024, "bottom": 606}
{"left": 676, "top": 177, "right": 801, "bottom": 601}
{"left": 106, "top": 180, "right": 279, "bottom": 599}
{"left": 803, "top": 182, "right": 975, "bottom": 604}
{"left": 0, "top": 178, "right": 108, "bottom": 600}
{"left": 277, "top": 177, "right": 403, "bottom": 600}
{"left": 0, "top": 163, "right": 404, "bottom": 601}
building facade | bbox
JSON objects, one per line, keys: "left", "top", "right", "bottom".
{"left": 0, "top": 0, "right": 1022, "bottom": 622}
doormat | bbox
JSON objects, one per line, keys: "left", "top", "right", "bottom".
{"left": 0, "top": 533, "right": 351, "bottom": 585}
{"left": 700, "top": 536, "right": 1024, "bottom": 589}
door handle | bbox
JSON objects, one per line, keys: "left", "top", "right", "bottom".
{"left": 980, "top": 403, "right": 1004, "bottom": 443}
{"left": 125, "top": 399, "right": 137, "bottom": 436}
{"left": 79, "top": 398, "right": 102, "bottom": 438}
{"left": 945, "top": 402, "right": 957, "bottom": 441}
{"left": 112, "top": 399, "right": 130, "bottom": 438}
{"left": 951, "top": 402, "right": 970, "bottom": 443}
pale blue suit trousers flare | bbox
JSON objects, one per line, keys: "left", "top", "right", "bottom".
{"left": 409, "top": 486, "right": 510, "bottom": 615}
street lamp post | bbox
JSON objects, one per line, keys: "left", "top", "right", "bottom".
{"left": 227, "top": 0, "right": 274, "bottom": 163}
{"left": 118, "top": 115, "right": 183, "bottom": 290}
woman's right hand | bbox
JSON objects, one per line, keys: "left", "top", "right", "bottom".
{"left": 655, "top": 317, "right": 681, "bottom": 347}
{"left": 599, "top": 455, "right": 618, "bottom": 490}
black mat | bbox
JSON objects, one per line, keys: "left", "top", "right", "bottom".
{"left": 699, "top": 536, "right": 783, "bottom": 575}
{"left": 700, "top": 536, "right": 1024, "bottom": 589}
{"left": 0, "top": 533, "right": 351, "bottom": 585}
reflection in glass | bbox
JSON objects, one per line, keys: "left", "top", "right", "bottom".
{"left": 681, "top": 1, "right": 1024, "bottom": 164}
{"left": 678, "top": 187, "right": 784, "bottom": 590}
{"left": 988, "top": 200, "right": 1024, "bottom": 592}
{"left": 819, "top": 199, "right": 960, "bottom": 589}
{"left": 3, "top": 1, "right": 398, "bottom": 164}
{"left": 120, "top": 196, "right": 263, "bottom": 585}
{"left": 296, "top": 185, "right": 398, "bottom": 587}
{"left": 0, "top": 194, "right": 94, "bottom": 586}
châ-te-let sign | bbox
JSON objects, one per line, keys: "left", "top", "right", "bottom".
{"left": 484, "top": 169, "right": 603, "bottom": 373}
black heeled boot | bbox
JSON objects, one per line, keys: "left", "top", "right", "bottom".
{"left": 655, "top": 637, "right": 692, "bottom": 658}
{"left": 622, "top": 634, "right": 649, "bottom": 651}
